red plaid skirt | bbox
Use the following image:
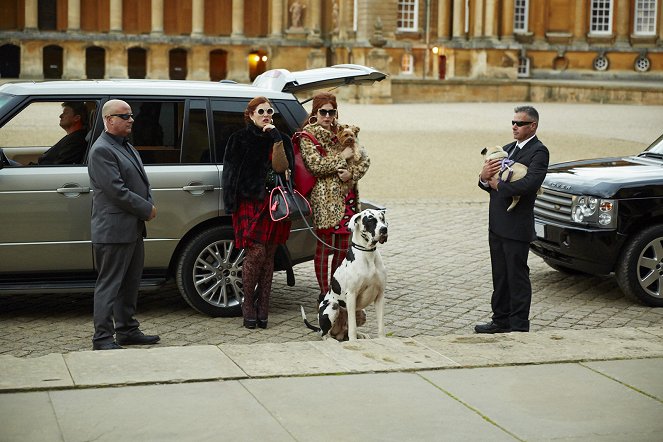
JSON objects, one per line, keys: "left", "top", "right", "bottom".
{"left": 232, "top": 197, "right": 291, "bottom": 248}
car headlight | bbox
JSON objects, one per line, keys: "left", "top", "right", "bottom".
{"left": 571, "top": 196, "right": 617, "bottom": 228}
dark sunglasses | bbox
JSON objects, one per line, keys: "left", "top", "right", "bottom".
{"left": 318, "top": 109, "right": 337, "bottom": 117}
{"left": 512, "top": 120, "right": 534, "bottom": 127}
{"left": 109, "top": 113, "right": 134, "bottom": 120}
{"left": 256, "top": 108, "right": 274, "bottom": 116}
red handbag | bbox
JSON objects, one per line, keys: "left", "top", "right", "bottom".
{"left": 291, "top": 131, "right": 325, "bottom": 196}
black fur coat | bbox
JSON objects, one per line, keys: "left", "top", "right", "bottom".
{"left": 222, "top": 123, "right": 294, "bottom": 214}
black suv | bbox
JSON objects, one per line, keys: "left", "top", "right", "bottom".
{"left": 530, "top": 134, "right": 663, "bottom": 307}
{"left": 0, "top": 65, "right": 386, "bottom": 317}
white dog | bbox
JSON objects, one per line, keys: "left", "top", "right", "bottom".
{"left": 302, "top": 209, "right": 388, "bottom": 341}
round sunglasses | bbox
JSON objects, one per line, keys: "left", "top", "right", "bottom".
{"left": 256, "top": 108, "right": 274, "bottom": 116}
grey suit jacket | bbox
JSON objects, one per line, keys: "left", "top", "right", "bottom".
{"left": 88, "top": 131, "right": 153, "bottom": 244}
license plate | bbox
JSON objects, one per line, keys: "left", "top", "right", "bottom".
{"left": 535, "top": 221, "right": 545, "bottom": 239}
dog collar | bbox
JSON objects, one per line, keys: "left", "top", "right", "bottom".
{"left": 351, "top": 242, "right": 376, "bottom": 252}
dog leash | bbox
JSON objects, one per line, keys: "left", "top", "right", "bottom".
{"left": 292, "top": 196, "right": 348, "bottom": 252}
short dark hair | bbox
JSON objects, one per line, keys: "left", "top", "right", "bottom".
{"left": 63, "top": 101, "right": 88, "bottom": 127}
{"left": 514, "top": 105, "right": 539, "bottom": 123}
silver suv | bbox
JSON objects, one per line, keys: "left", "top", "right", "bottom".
{"left": 0, "top": 65, "right": 386, "bottom": 317}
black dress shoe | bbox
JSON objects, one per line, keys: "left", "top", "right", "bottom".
{"left": 93, "top": 341, "right": 124, "bottom": 350}
{"left": 474, "top": 321, "right": 511, "bottom": 334}
{"left": 116, "top": 332, "right": 160, "bottom": 346}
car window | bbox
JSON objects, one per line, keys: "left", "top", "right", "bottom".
{"left": 0, "top": 100, "right": 98, "bottom": 166}
{"left": 182, "top": 99, "right": 211, "bottom": 164}
{"left": 211, "top": 99, "right": 288, "bottom": 164}
{"left": 126, "top": 100, "right": 184, "bottom": 165}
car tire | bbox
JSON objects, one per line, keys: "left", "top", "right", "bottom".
{"left": 543, "top": 259, "right": 586, "bottom": 275}
{"left": 615, "top": 225, "right": 663, "bottom": 307}
{"left": 176, "top": 225, "right": 244, "bottom": 317}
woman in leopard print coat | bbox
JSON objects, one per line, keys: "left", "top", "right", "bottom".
{"left": 299, "top": 92, "right": 370, "bottom": 302}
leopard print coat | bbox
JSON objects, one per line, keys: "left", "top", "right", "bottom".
{"left": 300, "top": 122, "right": 370, "bottom": 230}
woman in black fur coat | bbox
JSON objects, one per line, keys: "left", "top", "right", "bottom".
{"left": 222, "top": 96, "right": 295, "bottom": 329}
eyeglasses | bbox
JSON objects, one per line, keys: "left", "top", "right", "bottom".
{"left": 109, "top": 113, "right": 134, "bottom": 120}
{"left": 256, "top": 108, "right": 274, "bottom": 116}
{"left": 512, "top": 120, "right": 534, "bottom": 127}
{"left": 318, "top": 109, "right": 337, "bottom": 117}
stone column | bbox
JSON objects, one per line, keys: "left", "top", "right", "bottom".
{"left": 500, "top": 0, "right": 514, "bottom": 42}
{"left": 572, "top": 0, "right": 586, "bottom": 44}
{"left": 110, "top": 0, "right": 122, "bottom": 33}
{"left": 68, "top": 0, "right": 81, "bottom": 31}
{"left": 226, "top": 48, "right": 250, "bottom": 83}
{"left": 147, "top": 44, "right": 169, "bottom": 79}
{"left": 20, "top": 42, "right": 42, "bottom": 78}
{"left": 531, "top": 0, "right": 546, "bottom": 45}
{"left": 108, "top": 44, "right": 128, "bottom": 78}
{"left": 308, "top": 0, "right": 322, "bottom": 43}
{"left": 63, "top": 44, "right": 85, "bottom": 79}
{"left": 452, "top": 0, "right": 464, "bottom": 40}
{"left": 189, "top": 46, "right": 210, "bottom": 80}
{"left": 660, "top": 1, "right": 663, "bottom": 42}
{"left": 191, "top": 0, "right": 204, "bottom": 36}
{"left": 615, "top": 0, "right": 630, "bottom": 46}
{"left": 231, "top": 0, "right": 245, "bottom": 38}
{"left": 437, "top": 0, "right": 451, "bottom": 40}
{"left": 270, "top": 0, "right": 284, "bottom": 37}
{"left": 151, "top": 0, "right": 164, "bottom": 35}
{"left": 472, "top": 0, "right": 484, "bottom": 39}
{"left": 24, "top": 0, "right": 38, "bottom": 30}
{"left": 484, "top": 0, "right": 497, "bottom": 40}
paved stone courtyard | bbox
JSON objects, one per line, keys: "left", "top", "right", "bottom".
{"left": 2, "top": 200, "right": 662, "bottom": 358}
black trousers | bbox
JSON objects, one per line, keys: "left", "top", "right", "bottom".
{"left": 488, "top": 230, "right": 531, "bottom": 331}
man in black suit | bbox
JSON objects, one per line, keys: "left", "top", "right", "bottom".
{"left": 87, "top": 99, "right": 160, "bottom": 350}
{"left": 38, "top": 102, "right": 89, "bottom": 165}
{"left": 476, "top": 106, "right": 550, "bottom": 334}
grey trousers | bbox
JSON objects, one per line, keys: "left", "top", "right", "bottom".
{"left": 92, "top": 239, "right": 143, "bottom": 344}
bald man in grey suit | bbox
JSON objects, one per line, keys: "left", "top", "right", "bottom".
{"left": 88, "top": 99, "right": 160, "bottom": 350}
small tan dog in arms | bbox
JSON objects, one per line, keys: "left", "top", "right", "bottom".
{"left": 480, "top": 145, "right": 528, "bottom": 212}
{"left": 336, "top": 124, "right": 362, "bottom": 195}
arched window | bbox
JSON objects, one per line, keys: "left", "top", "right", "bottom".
{"left": 43, "top": 45, "right": 63, "bottom": 79}
{"left": 0, "top": 44, "right": 21, "bottom": 78}
{"left": 210, "top": 49, "right": 228, "bottom": 82}
{"left": 248, "top": 50, "right": 268, "bottom": 82}
{"left": 128, "top": 47, "right": 147, "bottom": 79}
{"left": 169, "top": 48, "right": 188, "bottom": 80}
{"left": 86, "top": 46, "right": 106, "bottom": 79}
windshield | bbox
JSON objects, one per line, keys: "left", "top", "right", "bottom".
{"left": 639, "top": 135, "right": 663, "bottom": 157}
{"left": 0, "top": 93, "right": 17, "bottom": 116}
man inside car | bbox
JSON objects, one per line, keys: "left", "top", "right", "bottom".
{"left": 36, "top": 101, "right": 89, "bottom": 165}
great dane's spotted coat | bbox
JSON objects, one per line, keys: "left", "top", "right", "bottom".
{"left": 302, "top": 209, "right": 388, "bottom": 341}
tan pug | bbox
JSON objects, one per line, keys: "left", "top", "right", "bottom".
{"left": 480, "top": 145, "right": 528, "bottom": 212}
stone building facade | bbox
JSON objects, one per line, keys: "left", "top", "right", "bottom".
{"left": 0, "top": 1, "right": 662, "bottom": 101}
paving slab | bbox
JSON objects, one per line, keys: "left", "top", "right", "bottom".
{"left": 419, "top": 363, "right": 663, "bottom": 441}
{"left": 0, "top": 353, "right": 73, "bottom": 391}
{"left": 584, "top": 358, "right": 663, "bottom": 401}
{"left": 64, "top": 345, "right": 245, "bottom": 387}
{"left": 312, "top": 337, "right": 458, "bottom": 372}
{"left": 415, "top": 327, "right": 663, "bottom": 367}
{"left": 48, "top": 381, "right": 293, "bottom": 442}
{"left": 241, "top": 372, "right": 515, "bottom": 441}
{"left": 0, "top": 391, "right": 63, "bottom": 441}
{"left": 219, "top": 341, "right": 349, "bottom": 377}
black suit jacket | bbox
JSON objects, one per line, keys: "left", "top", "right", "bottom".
{"left": 38, "top": 129, "right": 88, "bottom": 165}
{"left": 479, "top": 136, "right": 550, "bottom": 242}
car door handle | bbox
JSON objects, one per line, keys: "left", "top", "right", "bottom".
{"left": 182, "top": 184, "right": 214, "bottom": 193}
{"left": 57, "top": 186, "right": 90, "bottom": 194}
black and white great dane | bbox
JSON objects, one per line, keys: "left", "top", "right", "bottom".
{"left": 301, "top": 208, "right": 388, "bottom": 341}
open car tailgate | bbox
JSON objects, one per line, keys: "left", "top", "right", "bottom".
{"left": 252, "top": 64, "right": 387, "bottom": 94}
